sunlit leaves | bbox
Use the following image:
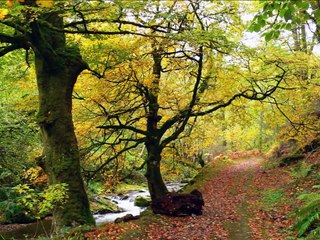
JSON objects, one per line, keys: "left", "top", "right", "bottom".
{"left": 0, "top": 8, "right": 8, "bottom": 20}
{"left": 14, "top": 183, "right": 69, "bottom": 218}
{"left": 36, "top": 0, "right": 53, "bottom": 8}
{"left": 248, "top": 0, "right": 313, "bottom": 42}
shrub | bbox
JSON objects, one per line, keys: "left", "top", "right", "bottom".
{"left": 14, "top": 183, "right": 69, "bottom": 219}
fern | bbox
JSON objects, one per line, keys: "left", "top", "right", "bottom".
{"left": 288, "top": 162, "right": 312, "bottom": 180}
{"left": 295, "top": 187, "right": 320, "bottom": 238}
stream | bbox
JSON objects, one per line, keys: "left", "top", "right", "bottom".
{"left": 0, "top": 182, "right": 186, "bottom": 240}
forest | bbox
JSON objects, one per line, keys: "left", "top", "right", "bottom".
{"left": 0, "top": 0, "right": 320, "bottom": 239}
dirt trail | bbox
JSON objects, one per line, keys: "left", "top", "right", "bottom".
{"left": 146, "top": 157, "right": 266, "bottom": 240}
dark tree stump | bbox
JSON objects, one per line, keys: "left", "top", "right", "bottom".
{"left": 151, "top": 189, "right": 204, "bottom": 216}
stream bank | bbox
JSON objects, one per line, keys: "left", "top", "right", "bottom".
{"left": 0, "top": 182, "right": 185, "bottom": 240}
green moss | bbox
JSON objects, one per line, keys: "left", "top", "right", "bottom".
{"left": 134, "top": 196, "right": 151, "bottom": 207}
{"left": 262, "top": 160, "right": 280, "bottom": 170}
{"left": 119, "top": 210, "right": 164, "bottom": 240}
{"left": 288, "top": 161, "right": 312, "bottom": 179}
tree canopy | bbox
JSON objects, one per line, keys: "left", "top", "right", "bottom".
{"left": 0, "top": 0, "right": 319, "bottom": 236}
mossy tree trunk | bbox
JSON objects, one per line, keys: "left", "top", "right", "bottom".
{"left": 30, "top": 12, "right": 95, "bottom": 231}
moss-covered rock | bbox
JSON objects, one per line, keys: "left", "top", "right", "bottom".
{"left": 134, "top": 196, "right": 151, "bottom": 207}
{"left": 90, "top": 195, "right": 123, "bottom": 214}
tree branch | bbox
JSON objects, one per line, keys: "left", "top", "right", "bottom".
{"left": 97, "top": 124, "right": 147, "bottom": 136}
{"left": 85, "top": 138, "right": 145, "bottom": 181}
{"left": 0, "top": 45, "right": 22, "bottom": 57}
{"left": 160, "top": 46, "right": 204, "bottom": 148}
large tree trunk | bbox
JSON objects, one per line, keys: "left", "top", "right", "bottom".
{"left": 35, "top": 55, "right": 95, "bottom": 231}
{"left": 30, "top": 11, "right": 95, "bottom": 231}
{"left": 145, "top": 142, "right": 168, "bottom": 201}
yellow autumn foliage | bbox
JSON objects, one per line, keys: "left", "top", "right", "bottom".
{"left": 0, "top": 8, "right": 9, "bottom": 20}
{"left": 36, "top": 0, "right": 53, "bottom": 8}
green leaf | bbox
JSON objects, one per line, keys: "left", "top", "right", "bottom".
{"left": 248, "top": 23, "right": 261, "bottom": 32}
{"left": 263, "top": 3, "right": 272, "bottom": 12}
{"left": 313, "top": 9, "right": 320, "bottom": 22}
{"left": 284, "top": 8, "right": 293, "bottom": 22}
{"left": 273, "top": 30, "right": 280, "bottom": 39}
{"left": 279, "top": 8, "right": 287, "bottom": 17}
{"left": 284, "top": 23, "right": 292, "bottom": 30}
{"left": 296, "top": 1, "right": 309, "bottom": 11}
{"left": 272, "top": 2, "right": 281, "bottom": 10}
{"left": 264, "top": 31, "right": 274, "bottom": 42}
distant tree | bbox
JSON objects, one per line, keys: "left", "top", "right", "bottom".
{"left": 249, "top": 0, "right": 320, "bottom": 136}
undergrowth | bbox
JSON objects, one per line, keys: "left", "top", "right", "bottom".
{"left": 294, "top": 185, "right": 320, "bottom": 239}
{"left": 260, "top": 189, "right": 284, "bottom": 210}
{"left": 288, "top": 162, "right": 312, "bottom": 180}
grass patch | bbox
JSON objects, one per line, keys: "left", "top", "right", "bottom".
{"left": 262, "top": 160, "right": 280, "bottom": 170}
{"left": 261, "top": 189, "right": 284, "bottom": 210}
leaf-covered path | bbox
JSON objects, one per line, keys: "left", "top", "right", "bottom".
{"left": 146, "top": 156, "right": 263, "bottom": 239}
{"left": 87, "top": 154, "right": 294, "bottom": 239}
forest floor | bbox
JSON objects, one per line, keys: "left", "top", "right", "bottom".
{"left": 86, "top": 151, "right": 308, "bottom": 240}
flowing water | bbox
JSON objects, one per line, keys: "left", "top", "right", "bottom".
{"left": 95, "top": 182, "right": 186, "bottom": 224}
{"left": 0, "top": 182, "right": 186, "bottom": 239}
{"left": 94, "top": 189, "right": 150, "bottom": 224}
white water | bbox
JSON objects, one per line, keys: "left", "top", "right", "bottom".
{"left": 94, "top": 190, "right": 149, "bottom": 225}
{"left": 94, "top": 182, "right": 187, "bottom": 225}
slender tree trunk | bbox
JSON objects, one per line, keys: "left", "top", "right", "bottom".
{"left": 30, "top": 11, "right": 94, "bottom": 231}
{"left": 292, "top": 27, "right": 301, "bottom": 52}
{"left": 301, "top": 25, "right": 307, "bottom": 53}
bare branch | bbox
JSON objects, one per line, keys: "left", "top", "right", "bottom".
{"left": 97, "top": 124, "right": 147, "bottom": 136}
{"left": 86, "top": 138, "right": 145, "bottom": 181}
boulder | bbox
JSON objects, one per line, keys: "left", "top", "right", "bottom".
{"left": 134, "top": 196, "right": 151, "bottom": 207}
{"left": 151, "top": 189, "right": 204, "bottom": 216}
{"left": 90, "top": 195, "right": 123, "bottom": 214}
{"left": 114, "top": 214, "right": 139, "bottom": 223}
